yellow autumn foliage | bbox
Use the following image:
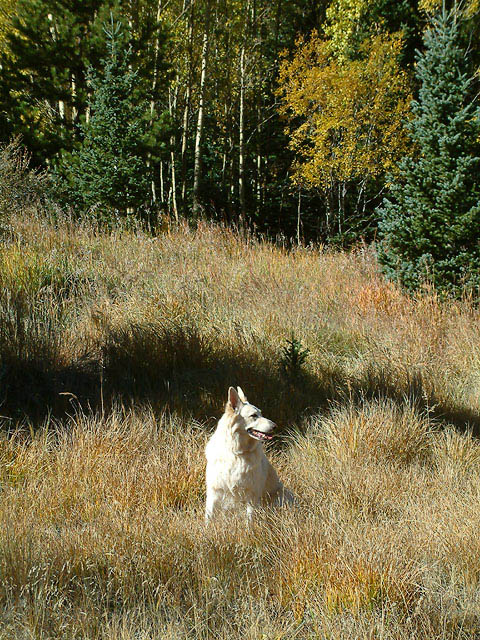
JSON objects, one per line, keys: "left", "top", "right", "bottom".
{"left": 277, "top": 32, "right": 412, "bottom": 192}
{"left": 0, "top": 0, "right": 17, "bottom": 55}
{"left": 325, "top": 0, "right": 376, "bottom": 60}
{"left": 419, "top": 0, "right": 479, "bottom": 16}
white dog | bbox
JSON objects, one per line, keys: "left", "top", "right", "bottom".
{"left": 205, "top": 386, "right": 294, "bottom": 521}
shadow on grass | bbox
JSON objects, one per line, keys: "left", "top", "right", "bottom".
{"left": 1, "top": 315, "right": 480, "bottom": 437}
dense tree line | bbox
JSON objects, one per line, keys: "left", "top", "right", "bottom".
{"left": 0, "top": 0, "right": 323, "bottom": 236}
{"left": 0, "top": 0, "right": 480, "bottom": 294}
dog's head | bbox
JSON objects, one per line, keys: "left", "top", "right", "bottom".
{"left": 226, "top": 386, "right": 276, "bottom": 442}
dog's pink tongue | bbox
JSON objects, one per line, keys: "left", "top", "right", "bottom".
{"left": 261, "top": 432, "right": 273, "bottom": 440}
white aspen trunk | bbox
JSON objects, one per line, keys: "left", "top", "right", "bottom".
{"left": 238, "top": 0, "right": 254, "bottom": 227}
{"left": 181, "top": 0, "right": 194, "bottom": 211}
{"left": 238, "top": 44, "right": 246, "bottom": 227}
{"left": 169, "top": 86, "right": 179, "bottom": 221}
{"left": 193, "top": 0, "right": 211, "bottom": 218}
{"left": 180, "top": 81, "right": 191, "bottom": 209}
{"left": 256, "top": 143, "right": 261, "bottom": 207}
{"left": 171, "top": 171, "right": 178, "bottom": 219}
{"left": 150, "top": 0, "right": 163, "bottom": 204}
{"left": 297, "top": 189, "right": 302, "bottom": 245}
{"left": 230, "top": 155, "right": 235, "bottom": 203}
{"left": 160, "top": 161, "right": 165, "bottom": 204}
{"left": 255, "top": 83, "right": 262, "bottom": 215}
{"left": 47, "top": 13, "right": 65, "bottom": 120}
{"left": 150, "top": 0, "right": 163, "bottom": 103}
{"left": 71, "top": 73, "right": 77, "bottom": 122}
{"left": 221, "top": 104, "right": 228, "bottom": 196}
{"left": 253, "top": 0, "right": 262, "bottom": 215}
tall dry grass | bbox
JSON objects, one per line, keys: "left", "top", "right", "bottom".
{"left": 0, "top": 403, "right": 480, "bottom": 638}
{"left": 2, "top": 208, "right": 480, "bottom": 429}
{"left": 1, "top": 160, "right": 480, "bottom": 635}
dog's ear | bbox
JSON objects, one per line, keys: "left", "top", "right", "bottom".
{"left": 228, "top": 386, "right": 243, "bottom": 411}
{"left": 237, "top": 387, "right": 247, "bottom": 403}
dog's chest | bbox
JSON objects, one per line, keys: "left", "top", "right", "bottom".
{"left": 227, "top": 455, "right": 264, "bottom": 492}
{"left": 208, "top": 449, "right": 267, "bottom": 496}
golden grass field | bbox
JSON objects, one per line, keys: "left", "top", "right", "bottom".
{"left": 2, "top": 200, "right": 480, "bottom": 637}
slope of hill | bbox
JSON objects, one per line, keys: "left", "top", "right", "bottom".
{"left": 1, "top": 195, "right": 480, "bottom": 637}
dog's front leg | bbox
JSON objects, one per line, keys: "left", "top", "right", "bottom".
{"left": 246, "top": 503, "right": 255, "bottom": 522}
{"left": 205, "top": 491, "right": 222, "bottom": 523}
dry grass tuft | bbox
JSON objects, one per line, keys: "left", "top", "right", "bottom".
{"left": 309, "top": 399, "right": 434, "bottom": 466}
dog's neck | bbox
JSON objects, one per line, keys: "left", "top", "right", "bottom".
{"left": 217, "top": 408, "right": 261, "bottom": 456}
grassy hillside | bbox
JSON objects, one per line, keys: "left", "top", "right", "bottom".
{"left": 1, "top": 174, "right": 480, "bottom": 636}
{"left": 2, "top": 208, "right": 480, "bottom": 430}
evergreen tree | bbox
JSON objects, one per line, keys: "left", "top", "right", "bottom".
{"left": 57, "top": 19, "right": 166, "bottom": 219}
{"left": 0, "top": 0, "right": 118, "bottom": 161}
{"left": 377, "top": 10, "right": 480, "bottom": 296}
{"left": 0, "top": 0, "right": 165, "bottom": 165}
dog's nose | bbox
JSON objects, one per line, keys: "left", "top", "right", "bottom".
{"left": 267, "top": 420, "right": 277, "bottom": 432}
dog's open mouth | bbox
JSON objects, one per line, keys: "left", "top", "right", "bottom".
{"left": 247, "top": 428, "right": 274, "bottom": 441}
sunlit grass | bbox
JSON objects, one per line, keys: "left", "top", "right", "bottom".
{"left": 3, "top": 211, "right": 480, "bottom": 429}
{"left": 1, "top": 203, "right": 480, "bottom": 636}
{"left": 0, "top": 403, "right": 479, "bottom": 638}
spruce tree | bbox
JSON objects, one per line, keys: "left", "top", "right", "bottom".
{"left": 0, "top": 0, "right": 165, "bottom": 165}
{"left": 57, "top": 20, "right": 159, "bottom": 219}
{"left": 0, "top": 0, "right": 119, "bottom": 161}
{"left": 377, "top": 10, "right": 480, "bottom": 296}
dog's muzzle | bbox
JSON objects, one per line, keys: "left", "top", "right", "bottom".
{"left": 246, "top": 423, "right": 276, "bottom": 441}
